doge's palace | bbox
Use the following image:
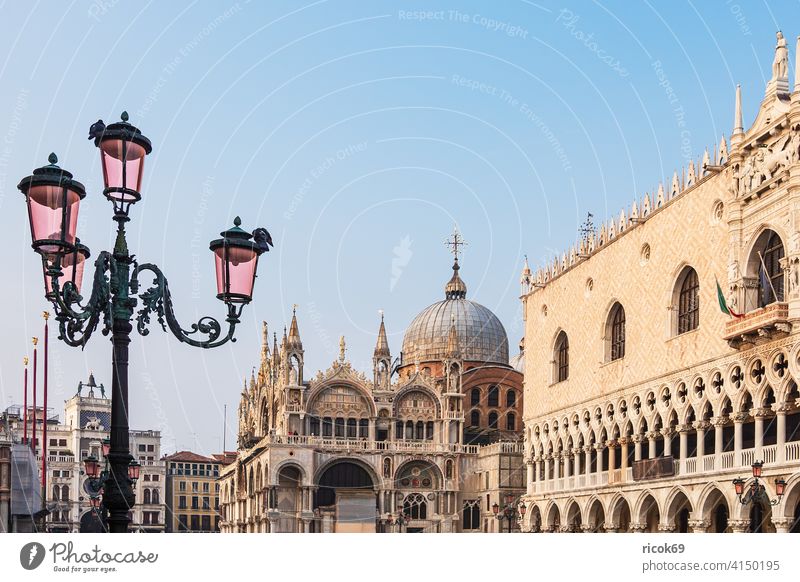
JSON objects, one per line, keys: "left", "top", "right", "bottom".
{"left": 520, "top": 32, "right": 800, "bottom": 534}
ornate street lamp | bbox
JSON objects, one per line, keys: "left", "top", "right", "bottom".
{"left": 493, "top": 494, "right": 520, "bottom": 533}
{"left": 83, "top": 455, "right": 100, "bottom": 480}
{"left": 732, "top": 461, "right": 785, "bottom": 507}
{"left": 101, "top": 438, "right": 111, "bottom": 458}
{"left": 127, "top": 460, "right": 141, "bottom": 485}
{"left": 19, "top": 112, "right": 272, "bottom": 533}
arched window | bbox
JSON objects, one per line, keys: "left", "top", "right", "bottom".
{"left": 470, "top": 388, "right": 480, "bottom": 406}
{"left": 415, "top": 421, "right": 424, "bottom": 440}
{"left": 445, "top": 459, "right": 453, "bottom": 479}
{"left": 346, "top": 418, "right": 357, "bottom": 438}
{"left": 607, "top": 303, "right": 625, "bottom": 361}
{"left": 506, "top": 412, "right": 516, "bottom": 431}
{"left": 506, "top": 390, "right": 516, "bottom": 407}
{"left": 488, "top": 386, "right": 499, "bottom": 407}
{"left": 152, "top": 489, "right": 159, "bottom": 504}
{"left": 52, "top": 485, "right": 59, "bottom": 500}
{"left": 470, "top": 410, "right": 480, "bottom": 426}
{"left": 488, "top": 411, "right": 498, "bottom": 429}
{"left": 760, "top": 231, "right": 785, "bottom": 306}
{"left": 554, "top": 331, "right": 569, "bottom": 382}
{"left": 677, "top": 268, "right": 699, "bottom": 334}
{"left": 143, "top": 489, "right": 151, "bottom": 504}
{"left": 61, "top": 485, "right": 69, "bottom": 502}
{"left": 403, "top": 493, "right": 427, "bottom": 520}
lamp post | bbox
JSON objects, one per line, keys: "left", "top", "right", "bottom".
{"left": 732, "top": 461, "right": 785, "bottom": 508}
{"left": 19, "top": 112, "right": 272, "bottom": 533}
{"left": 390, "top": 506, "right": 409, "bottom": 533}
{"left": 492, "top": 493, "right": 521, "bottom": 533}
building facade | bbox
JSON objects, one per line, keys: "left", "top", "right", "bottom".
{"left": 219, "top": 252, "right": 525, "bottom": 533}
{"left": 164, "top": 451, "right": 232, "bottom": 532}
{"left": 2, "top": 374, "right": 166, "bottom": 532}
{"left": 520, "top": 33, "right": 800, "bottom": 534}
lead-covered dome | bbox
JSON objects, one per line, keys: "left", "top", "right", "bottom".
{"left": 401, "top": 260, "right": 509, "bottom": 365}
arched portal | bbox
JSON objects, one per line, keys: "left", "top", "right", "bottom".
{"left": 316, "top": 461, "right": 376, "bottom": 533}
{"left": 586, "top": 498, "right": 605, "bottom": 532}
{"left": 566, "top": 500, "right": 581, "bottom": 532}
{"left": 609, "top": 496, "right": 631, "bottom": 532}
{"left": 666, "top": 490, "right": 692, "bottom": 533}
{"left": 276, "top": 465, "right": 302, "bottom": 532}
{"left": 638, "top": 494, "right": 660, "bottom": 532}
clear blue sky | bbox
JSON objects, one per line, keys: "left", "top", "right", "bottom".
{"left": 0, "top": 0, "right": 793, "bottom": 454}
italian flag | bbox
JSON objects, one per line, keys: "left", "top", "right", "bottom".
{"left": 716, "top": 277, "right": 743, "bottom": 318}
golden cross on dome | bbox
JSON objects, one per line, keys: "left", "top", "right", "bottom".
{"left": 445, "top": 226, "right": 467, "bottom": 262}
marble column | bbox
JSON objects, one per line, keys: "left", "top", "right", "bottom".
{"left": 694, "top": 420, "right": 708, "bottom": 459}
{"left": 713, "top": 417, "right": 725, "bottom": 457}
{"left": 733, "top": 412, "right": 747, "bottom": 466}
{"left": 647, "top": 432, "right": 657, "bottom": 459}
{"left": 678, "top": 425, "right": 688, "bottom": 461}
{"left": 633, "top": 434, "right": 642, "bottom": 462}
{"left": 526, "top": 460, "right": 535, "bottom": 494}
{"left": 619, "top": 437, "right": 630, "bottom": 471}
{"left": 775, "top": 405, "right": 787, "bottom": 462}
{"left": 753, "top": 408, "right": 766, "bottom": 458}
{"left": 584, "top": 447, "right": 592, "bottom": 475}
{"left": 661, "top": 427, "right": 674, "bottom": 457}
{"left": 607, "top": 441, "right": 616, "bottom": 473}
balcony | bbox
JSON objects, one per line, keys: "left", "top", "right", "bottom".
{"left": 529, "top": 443, "right": 800, "bottom": 496}
{"left": 263, "top": 434, "right": 479, "bottom": 455}
{"left": 724, "top": 302, "right": 791, "bottom": 348}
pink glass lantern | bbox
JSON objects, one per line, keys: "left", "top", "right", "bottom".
{"left": 92, "top": 112, "right": 152, "bottom": 214}
{"left": 128, "top": 459, "right": 141, "bottom": 483}
{"left": 84, "top": 455, "right": 100, "bottom": 479}
{"left": 209, "top": 217, "right": 265, "bottom": 304}
{"left": 43, "top": 240, "right": 90, "bottom": 298}
{"left": 18, "top": 153, "right": 86, "bottom": 257}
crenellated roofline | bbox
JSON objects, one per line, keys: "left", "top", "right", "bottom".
{"left": 521, "top": 32, "right": 800, "bottom": 295}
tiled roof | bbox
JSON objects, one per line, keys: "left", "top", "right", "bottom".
{"left": 211, "top": 451, "right": 237, "bottom": 466}
{"left": 163, "top": 450, "right": 215, "bottom": 463}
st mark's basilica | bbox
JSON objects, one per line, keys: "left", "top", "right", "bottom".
{"left": 219, "top": 234, "right": 526, "bottom": 533}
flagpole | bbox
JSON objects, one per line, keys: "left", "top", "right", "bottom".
{"left": 42, "top": 311, "right": 49, "bottom": 511}
{"left": 31, "top": 337, "right": 38, "bottom": 454}
{"left": 757, "top": 250, "right": 779, "bottom": 304}
{"left": 23, "top": 357, "right": 28, "bottom": 445}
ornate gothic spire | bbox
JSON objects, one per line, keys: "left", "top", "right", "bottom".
{"left": 374, "top": 311, "right": 390, "bottom": 358}
{"left": 261, "top": 321, "right": 270, "bottom": 361}
{"left": 287, "top": 305, "right": 303, "bottom": 350}
{"left": 733, "top": 84, "right": 743, "bottom": 135}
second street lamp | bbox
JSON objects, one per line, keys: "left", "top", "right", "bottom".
{"left": 732, "top": 461, "right": 786, "bottom": 507}
{"left": 493, "top": 494, "right": 520, "bottom": 533}
{"left": 19, "top": 112, "right": 273, "bottom": 533}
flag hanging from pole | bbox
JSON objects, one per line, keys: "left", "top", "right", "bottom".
{"left": 716, "top": 277, "right": 743, "bottom": 318}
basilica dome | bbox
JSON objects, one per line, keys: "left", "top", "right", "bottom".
{"left": 401, "top": 260, "right": 509, "bottom": 365}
